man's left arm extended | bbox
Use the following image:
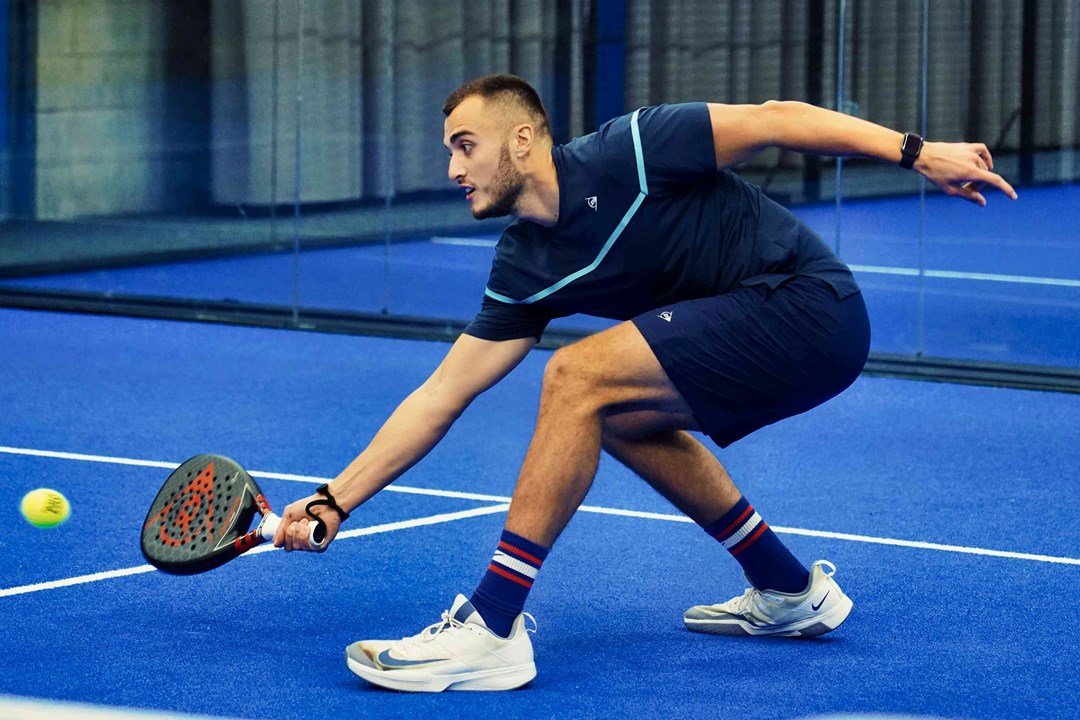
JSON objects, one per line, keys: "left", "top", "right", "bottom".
{"left": 707, "top": 101, "right": 1018, "bottom": 206}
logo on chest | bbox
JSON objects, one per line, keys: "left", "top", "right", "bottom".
{"left": 586, "top": 195, "right": 597, "bottom": 211}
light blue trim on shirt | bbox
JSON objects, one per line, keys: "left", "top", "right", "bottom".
{"left": 629, "top": 108, "right": 648, "bottom": 195}
{"left": 485, "top": 108, "right": 648, "bottom": 306}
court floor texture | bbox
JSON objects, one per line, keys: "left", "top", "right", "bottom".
{"left": 0, "top": 308, "right": 1077, "bottom": 719}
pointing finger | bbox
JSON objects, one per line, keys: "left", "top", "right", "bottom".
{"left": 969, "top": 169, "right": 1017, "bottom": 201}
{"left": 988, "top": 172, "right": 1018, "bottom": 200}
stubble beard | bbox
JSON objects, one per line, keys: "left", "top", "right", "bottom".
{"left": 472, "top": 143, "right": 526, "bottom": 220}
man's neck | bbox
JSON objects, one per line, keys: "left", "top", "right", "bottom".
{"left": 513, "top": 150, "right": 560, "bottom": 228}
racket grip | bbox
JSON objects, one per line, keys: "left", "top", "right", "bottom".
{"left": 259, "top": 512, "right": 326, "bottom": 548}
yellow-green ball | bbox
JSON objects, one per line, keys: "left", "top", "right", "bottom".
{"left": 20, "top": 488, "right": 70, "bottom": 528}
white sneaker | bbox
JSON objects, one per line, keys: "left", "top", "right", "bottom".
{"left": 683, "top": 560, "right": 853, "bottom": 638}
{"left": 345, "top": 594, "right": 537, "bottom": 692}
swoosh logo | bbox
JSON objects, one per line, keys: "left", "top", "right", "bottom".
{"left": 811, "top": 591, "right": 830, "bottom": 612}
{"left": 376, "top": 649, "right": 450, "bottom": 669}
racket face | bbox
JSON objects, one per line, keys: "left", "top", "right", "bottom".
{"left": 141, "top": 455, "right": 267, "bottom": 575}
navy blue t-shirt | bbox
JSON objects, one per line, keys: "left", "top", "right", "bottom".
{"left": 464, "top": 102, "right": 859, "bottom": 342}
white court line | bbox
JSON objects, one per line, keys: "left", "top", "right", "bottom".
{"left": 0, "top": 446, "right": 514, "bottom": 504}
{"left": 2, "top": 445, "right": 1078, "bottom": 567}
{"left": 425, "top": 239, "right": 1080, "bottom": 288}
{"left": 430, "top": 236, "right": 499, "bottom": 247}
{"left": 847, "top": 263, "right": 1080, "bottom": 288}
{"left": 0, "top": 504, "right": 508, "bottom": 598}
{"left": 0, "top": 565, "right": 158, "bottom": 598}
{"left": 0, "top": 446, "right": 179, "bottom": 469}
{"left": 570, "top": 505, "right": 1080, "bottom": 566}
{"left": 0, "top": 694, "right": 244, "bottom": 720}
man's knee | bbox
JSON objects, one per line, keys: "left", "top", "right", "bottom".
{"left": 541, "top": 345, "right": 598, "bottom": 403}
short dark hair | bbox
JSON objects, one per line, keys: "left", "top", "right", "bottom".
{"left": 443, "top": 74, "right": 550, "bottom": 138}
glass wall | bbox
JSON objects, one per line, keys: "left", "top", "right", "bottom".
{"left": 2, "top": 0, "right": 1077, "bottom": 374}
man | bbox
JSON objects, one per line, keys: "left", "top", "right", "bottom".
{"left": 273, "top": 74, "right": 1016, "bottom": 692}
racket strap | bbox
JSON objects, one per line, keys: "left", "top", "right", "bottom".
{"left": 305, "top": 483, "right": 351, "bottom": 522}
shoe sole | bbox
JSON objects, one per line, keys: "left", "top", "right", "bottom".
{"left": 346, "top": 653, "right": 537, "bottom": 692}
{"left": 684, "top": 593, "right": 853, "bottom": 638}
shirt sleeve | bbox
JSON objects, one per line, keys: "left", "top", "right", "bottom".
{"left": 597, "top": 102, "right": 717, "bottom": 195}
{"left": 462, "top": 294, "right": 553, "bottom": 343}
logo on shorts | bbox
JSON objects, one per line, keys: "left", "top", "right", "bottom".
{"left": 658, "top": 311, "right": 673, "bottom": 322}
{"left": 586, "top": 195, "right": 597, "bottom": 210}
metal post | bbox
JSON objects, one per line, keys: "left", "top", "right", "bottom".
{"left": 1020, "top": 0, "right": 1037, "bottom": 185}
{"left": 916, "top": 0, "right": 928, "bottom": 357}
{"left": 292, "top": 0, "right": 304, "bottom": 325}
{"left": 834, "top": 0, "right": 846, "bottom": 255}
{"left": 594, "top": 0, "right": 626, "bottom": 126}
{"left": 382, "top": 0, "right": 396, "bottom": 315}
{"left": 0, "top": 0, "right": 9, "bottom": 220}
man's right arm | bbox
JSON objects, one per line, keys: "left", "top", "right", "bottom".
{"left": 707, "top": 101, "right": 1017, "bottom": 205}
{"left": 273, "top": 333, "right": 535, "bottom": 550}
{"left": 330, "top": 333, "right": 535, "bottom": 510}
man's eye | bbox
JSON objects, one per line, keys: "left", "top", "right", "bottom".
{"left": 462, "top": 143, "right": 473, "bottom": 154}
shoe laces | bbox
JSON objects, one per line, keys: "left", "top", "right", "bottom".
{"left": 396, "top": 609, "right": 463, "bottom": 655}
{"left": 726, "top": 587, "right": 762, "bottom": 616}
{"left": 397, "top": 608, "right": 539, "bottom": 655}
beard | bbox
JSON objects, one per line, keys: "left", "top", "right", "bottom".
{"left": 473, "top": 143, "right": 526, "bottom": 220}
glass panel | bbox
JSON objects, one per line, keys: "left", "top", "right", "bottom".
{"left": 834, "top": 0, "right": 925, "bottom": 357}
{"left": 1, "top": 0, "right": 1075, "bottom": 373}
{"left": 292, "top": 0, "right": 388, "bottom": 316}
{"left": 287, "top": 1, "right": 520, "bottom": 322}
{"left": 0, "top": 1, "right": 297, "bottom": 309}
{"left": 919, "top": 1, "right": 1080, "bottom": 366}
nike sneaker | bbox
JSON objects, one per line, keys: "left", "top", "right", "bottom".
{"left": 683, "top": 559, "right": 853, "bottom": 637}
{"left": 345, "top": 594, "right": 537, "bottom": 692}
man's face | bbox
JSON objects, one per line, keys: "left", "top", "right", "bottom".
{"left": 444, "top": 96, "right": 526, "bottom": 220}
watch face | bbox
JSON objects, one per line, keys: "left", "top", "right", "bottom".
{"left": 903, "top": 133, "right": 922, "bottom": 155}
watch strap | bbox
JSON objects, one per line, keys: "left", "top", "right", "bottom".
{"left": 900, "top": 132, "right": 923, "bottom": 170}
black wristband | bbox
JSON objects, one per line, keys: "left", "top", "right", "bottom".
{"left": 899, "top": 132, "right": 923, "bottom": 170}
{"left": 304, "top": 483, "right": 351, "bottom": 523}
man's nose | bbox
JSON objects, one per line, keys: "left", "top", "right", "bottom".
{"left": 448, "top": 156, "right": 463, "bottom": 183}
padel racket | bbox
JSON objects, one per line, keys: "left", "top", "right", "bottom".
{"left": 141, "top": 454, "right": 324, "bottom": 575}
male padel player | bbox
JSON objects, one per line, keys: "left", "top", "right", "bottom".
{"left": 275, "top": 75, "right": 1017, "bottom": 692}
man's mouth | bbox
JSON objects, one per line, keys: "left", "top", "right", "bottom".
{"left": 463, "top": 186, "right": 475, "bottom": 201}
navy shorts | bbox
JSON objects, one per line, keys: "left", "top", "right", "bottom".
{"left": 632, "top": 276, "right": 871, "bottom": 448}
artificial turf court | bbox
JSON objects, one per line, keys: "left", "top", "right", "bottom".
{"left": 1, "top": 308, "right": 1077, "bottom": 719}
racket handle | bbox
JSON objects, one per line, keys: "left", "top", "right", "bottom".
{"left": 259, "top": 512, "right": 326, "bottom": 548}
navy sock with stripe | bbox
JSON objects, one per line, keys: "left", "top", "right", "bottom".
{"left": 470, "top": 530, "right": 549, "bottom": 638}
{"left": 703, "top": 496, "right": 810, "bottom": 594}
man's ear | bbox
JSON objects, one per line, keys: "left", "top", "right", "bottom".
{"left": 511, "top": 123, "right": 535, "bottom": 158}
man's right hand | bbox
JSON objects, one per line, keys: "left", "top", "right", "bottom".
{"left": 273, "top": 494, "right": 344, "bottom": 552}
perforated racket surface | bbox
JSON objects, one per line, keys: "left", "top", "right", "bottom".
{"left": 141, "top": 454, "right": 322, "bottom": 575}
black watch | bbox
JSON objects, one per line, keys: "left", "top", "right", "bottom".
{"left": 899, "top": 132, "right": 923, "bottom": 170}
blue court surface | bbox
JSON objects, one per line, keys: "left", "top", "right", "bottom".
{"left": 1, "top": 307, "right": 1077, "bottom": 719}
{"left": 2, "top": 184, "right": 1079, "bottom": 367}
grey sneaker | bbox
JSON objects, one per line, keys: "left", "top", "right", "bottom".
{"left": 345, "top": 594, "right": 537, "bottom": 692}
{"left": 684, "top": 560, "right": 853, "bottom": 637}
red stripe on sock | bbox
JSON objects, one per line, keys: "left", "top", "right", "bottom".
{"left": 714, "top": 505, "right": 754, "bottom": 541}
{"left": 489, "top": 563, "right": 533, "bottom": 588}
{"left": 497, "top": 540, "right": 543, "bottom": 567}
{"left": 730, "top": 522, "right": 769, "bottom": 556}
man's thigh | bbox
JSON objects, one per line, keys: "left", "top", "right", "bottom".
{"left": 547, "top": 320, "right": 699, "bottom": 429}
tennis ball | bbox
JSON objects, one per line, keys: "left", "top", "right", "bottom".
{"left": 20, "top": 488, "right": 71, "bottom": 528}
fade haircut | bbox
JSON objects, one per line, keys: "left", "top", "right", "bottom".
{"left": 443, "top": 74, "right": 551, "bottom": 139}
